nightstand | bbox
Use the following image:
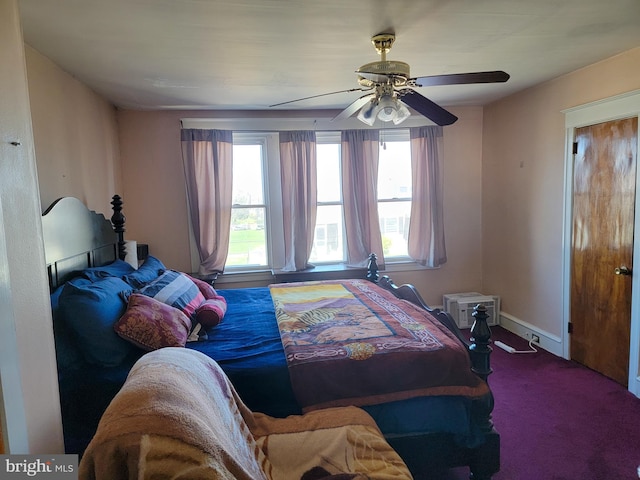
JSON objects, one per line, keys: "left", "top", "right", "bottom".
{"left": 190, "top": 272, "right": 218, "bottom": 286}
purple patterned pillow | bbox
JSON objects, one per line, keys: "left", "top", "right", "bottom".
{"left": 114, "top": 294, "right": 192, "bottom": 351}
{"left": 137, "top": 270, "right": 205, "bottom": 319}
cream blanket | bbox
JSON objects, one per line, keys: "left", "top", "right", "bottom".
{"left": 78, "top": 348, "right": 411, "bottom": 480}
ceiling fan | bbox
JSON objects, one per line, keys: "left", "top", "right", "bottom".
{"left": 271, "top": 33, "right": 510, "bottom": 127}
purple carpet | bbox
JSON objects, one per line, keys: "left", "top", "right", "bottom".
{"left": 431, "top": 326, "right": 640, "bottom": 480}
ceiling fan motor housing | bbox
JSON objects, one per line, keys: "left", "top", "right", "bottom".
{"left": 357, "top": 60, "right": 411, "bottom": 87}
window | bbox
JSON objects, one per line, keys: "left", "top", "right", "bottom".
{"left": 311, "top": 141, "right": 344, "bottom": 263}
{"left": 226, "top": 130, "right": 413, "bottom": 270}
{"left": 312, "top": 130, "right": 413, "bottom": 263}
{"left": 227, "top": 142, "right": 268, "bottom": 268}
{"left": 377, "top": 136, "right": 411, "bottom": 258}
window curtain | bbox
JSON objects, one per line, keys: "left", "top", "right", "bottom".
{"left": 341, "top": 129, "right": 385, "bottom": 268}
{"left": 279, "top": 131, "right": 317, "bottom": 271}
{"left": 181, "top": 129, "right": 233, "bottom": 274}
{"left": 408, "top": 126, "right": 447, "bottom": 267}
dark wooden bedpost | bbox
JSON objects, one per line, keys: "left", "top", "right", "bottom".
{"left": 110, "top": 194, "right": 126, "bottom": 261}
{"left": 469, "top": 305, "right": 493, "bottom": 382}
{"left": 468, "top": 304, "right": 500, "bottom": 480}
{"left": 366, "top": 253, "right": 380, "bottom": 283}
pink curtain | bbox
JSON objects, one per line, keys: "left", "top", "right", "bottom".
{"left": 341, "top": 130, "right": 385, "bottom": 268}
{"left": 279, "top": 131, "right": 317, "bottom": 271}
{"left": 181, "top": 129, "right": 233, "bottom": 274}
{"left": 408, "top": 126, "right": 447, "bottom": 267}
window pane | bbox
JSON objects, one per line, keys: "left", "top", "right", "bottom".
{"left": 378, "top": 141, "right": 412, "bottom": 199}
{"left": 232, "top": 144, "right": 264, "bottom": 205}
{"left": 378, "top": 201, "right": 410, "bottom": 257}
{"left": 316, "top": 144, "right": 341, "bottom": 202}
{"left": 227, "top": 208, "right": 267, "bottom": 266}
{"left": 310, "top": 205, "right": 344, "bottom": 263}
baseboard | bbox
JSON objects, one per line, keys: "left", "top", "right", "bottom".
{"left": 497, "top": 312, "right": 564, "bottom": 357}
{"left": 632, "top": 376, "right": 640, "bottom": 398}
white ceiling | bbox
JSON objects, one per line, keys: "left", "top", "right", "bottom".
{"left": 18, "top": 0, "right": 640, "bottom": 113}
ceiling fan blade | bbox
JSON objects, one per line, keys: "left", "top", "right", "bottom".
{"left": 399, "top": 89, "right": 458, "bottom": 126}
{"left": 269, "top": 88, "right": 370, "bottom": 107}
{"left": 332, "top": 93, "right": 376, "bottom": 121}
{"left": 412, "top": 70, "right": 510, "bottom": 87}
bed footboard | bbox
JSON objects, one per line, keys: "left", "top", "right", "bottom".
{"left": 375, "top": 275, "right": 494, "bottom": 382}
{"left": 375, "top": 274, "right": 499, "bottom": 479}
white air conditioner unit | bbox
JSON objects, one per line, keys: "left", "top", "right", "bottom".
{"left": 443, "top": 292, "right": 482, "bottom": 314}
{"left": 442, "top": 292, "right": 500, "bottom": 329}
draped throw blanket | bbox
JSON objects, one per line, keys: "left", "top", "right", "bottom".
{"left": 270, "top": 280, "right": 488, "bottom": 412}
{"left": 78, "top": 348, "right": 411, "bottom": 480}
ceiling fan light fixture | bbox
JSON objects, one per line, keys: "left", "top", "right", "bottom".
{"left": 356, "top": 98, "right": 379, "bottom": 126}
{"left": 376, "top": 95, "right": 398, "bottom": 122}
{"left": 392, "top": 101, "right": 411, "bottom": 125}
{"left": 356, "top": 94, "right": 410, "bottom": 126}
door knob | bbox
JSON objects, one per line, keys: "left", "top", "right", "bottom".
{"left": 614, "top": 266, "right": 632, "bottom": 276}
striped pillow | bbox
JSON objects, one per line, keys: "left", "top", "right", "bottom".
{"left": 137, "top": 270, "right": 204, "bottom": 319}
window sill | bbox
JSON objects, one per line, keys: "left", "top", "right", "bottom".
{"left": 271, "top": 264, "right": 368, "bottom": 283}
{"left": 215, "top": 269, "right": 273, "bottom": 286}
{"left": 383, "top": 260, "right": 439, "bottom": 273}
{"left": 215, "top": 261, "right": 435, "bottom": 286}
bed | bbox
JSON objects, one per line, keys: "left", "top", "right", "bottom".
{"left": 43, "top": 195, "right": 500, "bottom": 479}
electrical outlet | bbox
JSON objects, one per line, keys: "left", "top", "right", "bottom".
{"left": 531, "top": 334, "right": 540, "bottom": 344}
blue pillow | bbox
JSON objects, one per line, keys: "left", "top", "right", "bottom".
{"left": 51, "top": 278, "right": 92, "bottom": 370}
{"left": 57, "top": 277, "right": 135, "bottom": 366}
{"left": 52, "top": 313, "right": 85, "bottom": 371}
{"left": 79, "top": 259, "right": 136, "bottom": 281}
{"left": 122, "top": 255, "right": 166, "bottom": 288}
{"left": 51, "top": 283, "right": 66, "bottom": 313}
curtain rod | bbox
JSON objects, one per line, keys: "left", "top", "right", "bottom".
{"left": 180, "top": 116, "right": 436, "bottom": 131}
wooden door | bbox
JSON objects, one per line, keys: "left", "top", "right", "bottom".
{"left": 570, "top": 117, "right": 638, "bottom": 386}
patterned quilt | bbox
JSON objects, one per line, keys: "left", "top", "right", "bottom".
{"left": 269, "top": 279, "right": 489, "bottom": 411}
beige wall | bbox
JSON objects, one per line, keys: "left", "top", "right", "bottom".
{"left": 26, "top": 45, "right": 122, "bottom": 215}
{"left": 482, "top": 47, "right": 640, "bottom": 337}
{"left": 0, "top": 0, "right": 63, "bottom": 453}
{"left": 0, "top": 33, "right": 122, "bottom": 453}
{"left": 116, "top": 110, "right": 192, "bottom": 272}
{"left": 116, "top": 106, "right": 485, "bottom": 306}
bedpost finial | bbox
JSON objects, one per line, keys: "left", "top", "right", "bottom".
{"left": 366, "top": 253, "right": 380, "bottom": 283}
{"left": 469, "top": 304, "right": 493, "bottom": 382}
{"left": 110, "top": 195, "right": 126, "bottom": 261}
